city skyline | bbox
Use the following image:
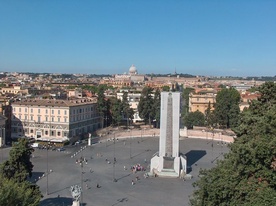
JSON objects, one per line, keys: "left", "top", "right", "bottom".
{"left": 0, "top": 1, "right": 275, "bottom": 77}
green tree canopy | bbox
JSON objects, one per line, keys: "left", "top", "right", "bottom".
{"left": 0, "top": 175, "right": 41, "bottom": 206}
{"left": 138, "top": 87, "right": 154, "bottom": 125}
{"left": 153, "top": 89, "right": 161, "bottom": 128}
{"left": 183, "top": 111, "right": 205, "bottom": 129}
{"left": 97, "top": 85, "right": 108, "bottom": 128}
{"left": 0, "top": 138, "right": 34, "bottom": 182}
{"left": 121, "top": 92, "right": 134, "bottom": 128}
{"left": 190, "top": 82, "right": 276, "bottom": 206}
{"left": 110, "top": 97, "right": 122, "bottom": 126}
{"left": 214, "top": 87, "right": 241, "bottom": 128}
{"left": 181, "top": 87, "right": 195, "bottom": 118}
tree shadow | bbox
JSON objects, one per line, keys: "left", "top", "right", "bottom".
{"left": 40, "top": 196, "right": 87, "bottom": 206}
{"left": 185, "top": 150, "right": 207, "bottom": 171}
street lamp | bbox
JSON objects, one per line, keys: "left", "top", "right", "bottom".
{"left": 76, "top": 147, "right": 85, "bottom": 205}
{"left": 113, "top": 133, "right": 117, "bottom": 182}
{"left": 46, "top": 141, "right": 50, "bottom": 195}
{"left": 128, "top": 129, "right": 132, "bottom": 159}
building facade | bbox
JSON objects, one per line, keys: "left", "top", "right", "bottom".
{"left": 189, "top": 92, "right": 216, "bottom": 114}
{"left": 11, "top": 98, "right": 101, "bottom": 142}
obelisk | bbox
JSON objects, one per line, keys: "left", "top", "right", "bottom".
{"left": 150, "top": 92, "right": 187, "bottom": 177}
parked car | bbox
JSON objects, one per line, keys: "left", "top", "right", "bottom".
{"left": 75, "top": 140, "right": 82, "bottom": 145}
{"left": 57, "top": 147, "right": 65, "bottom": 152}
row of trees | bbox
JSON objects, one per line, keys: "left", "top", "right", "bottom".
{"left": 190, "top": 81, "right": 276, "bottom": 205}
{"left": 183, "top": 87, "right": 241, "bottom": 129}
{"left": 97, "top": 85, "right": 162, "bottom": 128}
{"left": 0, "top": 139, "right": 42, "bottom": 205}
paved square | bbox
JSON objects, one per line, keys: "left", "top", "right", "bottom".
{"left": 30, "top": 137, "right": 229, "bottom": 206}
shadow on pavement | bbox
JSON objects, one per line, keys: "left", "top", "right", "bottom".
{"left": 40, "top": 197, "right": 72, "bottom": 206}
{"left": 40, "top": 197, "right": 88, "bottom": 206}
{"left": 49, "top": 186, "right": 71, "bottom": 196}
{"left": 185, "top": 150, "right": 207, "bottom": 169}
{"left": 28, "top": 172, "right": 45, "bottom": 183}
{"left": 111, "top": 197, "right": 128, "bottom": 206}
{"left": 116, "top": 173, "right": 131, "bottom": 181}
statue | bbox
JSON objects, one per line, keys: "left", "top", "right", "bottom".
{"left": 70, "top": 185, "right": 82, "bottom": 206}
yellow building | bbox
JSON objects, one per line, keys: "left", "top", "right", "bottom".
{"left": 189, "top": 92, "right": 216, "bottom": 114}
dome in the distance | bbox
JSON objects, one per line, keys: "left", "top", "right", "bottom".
{"left": 129, "top": 64, "right": 137, "bottom": 75}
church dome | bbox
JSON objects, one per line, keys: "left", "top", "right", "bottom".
{"left": 129, "top": 64, "right": 137, "bottom": 74}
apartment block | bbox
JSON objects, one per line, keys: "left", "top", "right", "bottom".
{"left": 11, "top": 98, "right": 101, "bottom": 142}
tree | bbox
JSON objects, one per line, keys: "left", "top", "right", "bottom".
{"left": 121, "top": 92, "right": 134, "bottom": 128}
{"left": 138, "top": 87, "right": 154, "bottom": 125}
{"left": 182, "top": 87, "right": 195, "bottom": 126}
{"left": 97, "top": 85, "right": 108, "bottom": 128}
{"left": 110, "top": 97, "right": 122, "bottom": 126}
{"left": 183, "top": 111, "right": 205, "bottom": 129}
{"left": 162, "top": 85, "right": 170, "bottom": 92}
{"left": 214, "top": 87, "right": 241, "bottom": 128}
{"left": 190, "top": 82, "right": 276, "bottom": 206}
{"left": 153, "top": 89, "right": 161, "bottom": 128}
{"left": 205, "top": 101, "right": 216, "bottom": 127}
{"left": 0, "top": 138, "right": 34, "bottom": 182}
{"left": 0, "top": 175, "right": 41, "bottom": 206}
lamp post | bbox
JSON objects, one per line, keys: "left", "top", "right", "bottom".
{"left": 128, "top": 129, "right": 132, "bottom": 159}
{"left": 80, "top": 159, "right": 84, "bottom": 205}
{"left": 113, "top": 133, "right": 117, "bottom": 182}
{"left": 76, "top": 148, "right": 85, "bottom": 206}
{"left": 46, "top": 141, "right": 50, "bottom": 195}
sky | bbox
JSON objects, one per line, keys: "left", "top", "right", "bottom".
{"left": 0, "top": 0, "right": 275, "bottom": 77}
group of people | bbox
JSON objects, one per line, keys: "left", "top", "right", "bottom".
{"left": 131, "top": 164, "right": 145, "bottom": 173}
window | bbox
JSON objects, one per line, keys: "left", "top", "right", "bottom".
{"left": 58, "top": 110, "right": 60, "bottom": 115}
{"left": 57, "top": 132, "right": 61, "bottom": 136}
{"left": 51, "top": 131, "right": 54, "bottom": 136}
{"left": 31, "top": 116, "right": 33, "bottom": 121}
{"left": 58, "top": 118, "right": 60, "bottom": 122}
{"left": 45, "top": 131, "right": 48, "bottom": 135}
{"left": 52, "top": 109, "right": 54, "bottom": 114}
{"left": 25, "top": 108, "right": 27, "bottom": 112}
{"left": 25, "top": 115, "right": 27, "bottom": 120}
{"left": 38, "top": 109, "right": 40, "bottom": 113}
{"left": 38, "top": 116, "right": 41, "bottom": 122}
{"left": 19, "top": 128, "right": 22, "bottom": 132}
{"left": 64, "top": 117, "right": 67, "bottom": 122}
{"left": 52, "top": 117, "right": 54, "bottom": 122}
{"left": 30, "top": 129, "right": 33, "bottom": 133}
{"left": 19, "top": 108, "right": 21, "bottom": 112}
{"left": 31, "top": 108, "right": 33, "bottom": 113}
{"left": 45, "top": 116, "right": 48, "bottom": 121}
{"left": 64, "top": 110, "right": 67, "bottom": 115}
{"left": 13, "top": 108, "right": 16, "bottom": 112}
{"left": 46, "top": 109, "right": 48, "bottom": 114}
